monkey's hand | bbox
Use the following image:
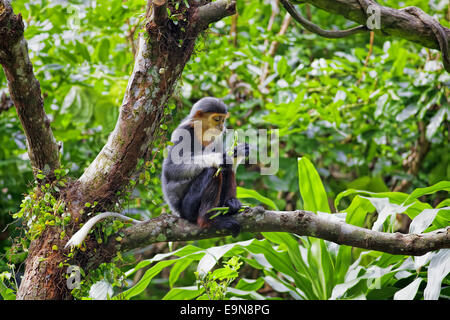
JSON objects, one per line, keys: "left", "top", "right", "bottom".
{"left": 224, "top": 198, "right": 242, "bottom": 215}
{"left": 231, "top": 143, "right": 250, "bottom": 172}
{"left": 233, "top": 143, "right": 250, "bottom": 158}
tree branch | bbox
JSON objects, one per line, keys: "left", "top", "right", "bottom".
{"left": 107, "top": 207, "right": 450, "bottom": 256}
{"left": 298, "top": 0, "right": 450, "bottom": 71}
{"left": 194, "top": 0, "right": 237, "bottom": 31}
{"left": 281, "top": 0, "right": 368, "bottom": 38}
{"left": 0, "top": 0, "right": 60, "bottom": 175}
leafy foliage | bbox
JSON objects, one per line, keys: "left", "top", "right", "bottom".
{"left": 0, "top": 0, "right": 449, "bottom": 300}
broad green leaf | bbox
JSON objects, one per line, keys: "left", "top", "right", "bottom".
{"left": 360, "top": 197, "right": 410, "bottom": 232}
{"left": 335, "top": 189, "right": 408, "bottom": 211}
{"left": 125, "top": 244, "right": 205, "bottom": 277}
{"left": 319, "top": 239, "right": 335, "bottom": 299}
{"left": 402, "top": 181, "right": 450, "bottom": 206}
{"left": 210, "top": 267, "right": 238, "bottom": 281}
{"left": 235, "top": 277, "right": 265, "bottom": 292}
{"left": 335, "top": 245, "right": 353, "bottom": 284}
{"left": 197, "top": 240, "right": 254, "bottom": 277}
{"left": 0, "top": 280, "right": 15, "bottom": 300}
{"left": 169, "top": 258, "right": 194, "bottom": 288}
{"left": 247, "top": 240, "right": 297, "bottom": 278}
{"left": 436, "top": 199, "right": 450, "bottom": 208}
{"left": 163, "top": 286, "right": 203, "bottom": 300}
{"left": 115, "top": 260, "right": 177, "bottom": 300}
{"left": 95, "top": 38, "right": 110, "bottom": 63}
{"left": 297, "top": 157, "right": 330, "bottom": 213}
{"left": 262, "top": 232, "right": 317, "bottom": 298}
{"left": 343, "top": 195, "right": 375, "bottom": 227}
{"left": 276, "top": 56, "right": 288, "bottom": 76}
{"left": 236, "top": 187, "right": 279, "bottom": 210}
{"left": 75, "top": 40, "right": 90, "bottom": 62}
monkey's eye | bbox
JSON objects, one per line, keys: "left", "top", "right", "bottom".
{"left": 213, "top": 116, "right": 221, "bottom": 122}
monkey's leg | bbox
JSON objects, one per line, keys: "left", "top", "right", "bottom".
{"left": 180, "top": 168, "right": 221, "bottom": 225}
{"left": 219, "top": 165, "right": 242, "bottom": 215}
{"left": 181, "top": 167, "right": 240, "bottom": 236}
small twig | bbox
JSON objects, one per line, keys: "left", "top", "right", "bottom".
{"left": 230, "top": 12, "right": 238, "bottom": 47}
{"left": 357, "top": 30, "right": 375, "bottom": 84}
{"left": 259, "top": 12, "right": 292, "bottom": 91}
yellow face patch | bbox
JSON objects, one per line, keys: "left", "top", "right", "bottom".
{"left": 192, "top": 112, "right": 228, "bottom": 146}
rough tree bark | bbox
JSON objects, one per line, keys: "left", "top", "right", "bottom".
{"left": 286, "top": 0, "right": 450, "bottom": 71}
{"left": 9, "top": 0, "right": 237, "bottom": 300}
{"left": 302, "top": 0, "right": 450, "bottom": 50}
{"left": 108, "top": 208, "right": 450, "bottom": 257}
{"left": 1, "top": 0, "right": 448, "bottom": 300}
{"left": 0, "top": 0, "right": 60, "bottom": 175}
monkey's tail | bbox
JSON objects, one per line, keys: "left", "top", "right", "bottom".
{"left": 65, "top": 212, "right": 141, "bottom": 249}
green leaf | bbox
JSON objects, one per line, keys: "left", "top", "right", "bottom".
{"left": 115, "top": 260, "right": 177, "bottom": 300}
{"left": 297, "top": 157, "right": 330, "bottom": 213}
{"left": 344, "top": 195, "right": 375, "bottom": 227}
{"left": 247, "top": 240, "right": 297, "bottom": 278}
{"left": 75, "top": 40, "right": 90, "bottom": 62}
{"left": 0, "top": 281, "right": 15, "bottom": 300}
{"left": 163, "top": 286, "right": 204, "bottom": 300}
{"left": 61, "top": 86, "right": 93, "bottom": 123}
{"left": 169, "top": 258, "right": 194, "bottom": 288}
{"left": 236, "top": 187, "right": 279, "bottom": 210}
{"left": 210, "top": 267, "right": 238, "bottom": 281}
{"left": 276, "top": 56, "right": 288, "bottom": 76}
{"left": 402, "top": 181, "right": 450, "bottom": 206}
{"left": 95, "top": 38, "right": 110, "bottom": 63}
{"left": 197, "top": 240, "right": 254, "bottom": 277}
{"left": 235, "top": 277, "right": 265, "bottom": 292}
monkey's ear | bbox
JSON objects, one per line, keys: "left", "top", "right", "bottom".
{"left": 193, "top": 110, "right": 204, "bottom": 118}
{"left": 225, "top": 113, "right": 230, "bottom": 119}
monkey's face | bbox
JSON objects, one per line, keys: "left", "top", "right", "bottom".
{"left": 208, "top": 113, "right": 227, "bottom": 132}
{"left": 192, "top": 111, "right": 228, "bottom": 146}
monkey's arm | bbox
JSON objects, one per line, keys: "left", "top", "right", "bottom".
{"left": 223, "top": 143, "right": 249, "bottom": 172}
{"left": 164, "top": 152, "right": 224, "bottom": 181}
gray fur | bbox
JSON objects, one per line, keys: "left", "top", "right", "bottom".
{"left": 162, "top": 98, "right": 227, "bottom": 216}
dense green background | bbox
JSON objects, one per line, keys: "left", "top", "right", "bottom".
{"left": 0, "top": 0, "right": 448, "bottom": 300}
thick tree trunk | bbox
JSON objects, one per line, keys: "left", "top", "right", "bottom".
{"left": 0, "top": 0, "right": 60, "bottom": 175}
{"left": 5, "top": 0, "right": 447, "bottom": 300}
{"left": 14, "top": 0, "right": 236, "bottom": 300}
